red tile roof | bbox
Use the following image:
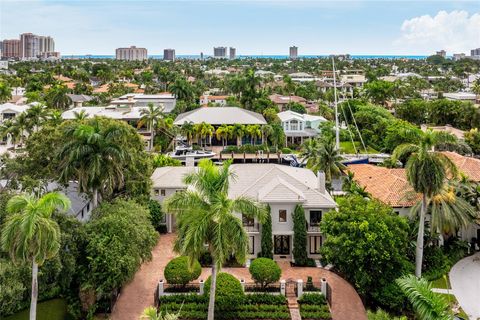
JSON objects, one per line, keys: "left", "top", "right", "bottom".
{"left": 442, "top": 151, "right": 480, "bottom": 182}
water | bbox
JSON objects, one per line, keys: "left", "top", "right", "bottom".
{"left": 62, "top": 54, "right": 429, "bottom": 60}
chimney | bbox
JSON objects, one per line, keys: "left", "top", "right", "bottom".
{"left": 317, "top": 171, "right": 326, "bottom": 194}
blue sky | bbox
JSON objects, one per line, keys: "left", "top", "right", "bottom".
{"left": 0, "top": 0, "right": 479, "bottom": 55}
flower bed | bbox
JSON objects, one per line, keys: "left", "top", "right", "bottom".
{"left": 298, "top": 293, "right": 332, "bottom": 320}
{"left": 158, "top": 294, "right": 290, "bottom": 320}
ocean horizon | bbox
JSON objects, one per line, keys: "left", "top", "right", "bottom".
{"left": 62, "top": 54, "right": 430, "bottom": 60}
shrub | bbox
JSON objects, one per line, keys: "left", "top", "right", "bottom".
{"left": 147, "top": 199, "right": 164, "bottom": 231}
{"left": 292, "top": 205, "right": 308, "bottom": 266}
{"left": 244, "top": 294, "right": 287, "bottom": 305}
{"left": 281, "top": 147, "right": 293, "bottom": 153}
{"left": 164, "top": 256, "right": 202, "bottom": 286}
{"left": 198, "top": 251, "right": 212, "bottom": 266}
{"left": 298, "top": 293, "right": 326, "bottom": 305}
{"left": 204, "top": 272, "right": 244, "bottom": 307}
{"left": 249, "top": 258, "right": 281, "bottom": 289}
{"left": 258, "top": 205, "right": 273, "bottom": 259}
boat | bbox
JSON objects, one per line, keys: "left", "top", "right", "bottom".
{"left": 167, "top": 145, "right": 216, "bottom": 162}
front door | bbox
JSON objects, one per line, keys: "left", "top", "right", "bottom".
{"left": 274, "top": 235, "right": 290, "bottom": 255}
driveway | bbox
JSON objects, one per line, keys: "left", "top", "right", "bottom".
{"left": 111, "top": 233, "right": 366, "bottom": 320}
{"left": 450, "top": 252, "right": 480, "bottom": 320}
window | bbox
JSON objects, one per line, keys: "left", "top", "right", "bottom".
{"left": 279, "top": 210, "right": 287, "bottom": 222}
{"left": 249, "top": 236, "right": 255, "bottom": 255}
{"left": 160, "top": 189, "right": 166, "bottom": 196}
{"left": 309, "top": 236, "right": 322, "bottom": 254}
{"left": 290, "top": 120, "right": 298, "bottom": 131}
{"left": 154, "top": 189, "right": 159, "bottom": 196}
{"left": 309, "top": 211, "right": 322, "bottom": 226}
{"left": 242, "top": 215, "right": 254, "bottom": 226}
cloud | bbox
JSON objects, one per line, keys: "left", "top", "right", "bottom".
{"left": 394, "top": 10, "right": 480, "bottom": 54}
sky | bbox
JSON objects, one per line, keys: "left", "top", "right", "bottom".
{"left": 0, "top": 0, "right": 479, "bottom": 56}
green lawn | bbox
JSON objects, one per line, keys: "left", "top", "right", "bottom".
{"left": 431, "top": 275, "right": 451, "bottom": 289}
{"left": 339, "top": 141, "right": 378, "bottom": 154}
{"left": 4, "top": 299, "right": 67, "bottom": 320}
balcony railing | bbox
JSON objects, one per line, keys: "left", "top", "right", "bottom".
{"left": 307, "top": 223, "right": 321, "bottom": 232}
{"left": 243, "top": 223, "right": 260, "bottom": 232}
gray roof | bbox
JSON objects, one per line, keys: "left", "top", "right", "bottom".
{"left": 151, "top": 164, "right": 336, "bottom": 208}
{"left": 62, "top": 106, "right": 147, "bottom": 120}
{"left": 173, "top": 107, "right": 267, "bottom": 126}
{"left": 67, "top": 94, "right": 93, "bottom": 103}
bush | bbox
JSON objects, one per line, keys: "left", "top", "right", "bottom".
{"left": 198, "top": 251, "right": 212, "bottom": 266}
{"left": 293, "top": 205, "right": 308, "bottom": 266}
{"left": 244, "top": 294, "right": 287, "bottom": 305}
{"left": 204, "top": 272, "right": 244, "bottom": 307}
{"left": 281, "top": 147, "right": 293, "bottom": 153}
{"left": 367, "top": 309, "right": 408, "bottom": 320}
{"left": 249, "top": 258, "right": 281, "bottom": 289}
{"left": 147, "top": 199, "right": 164, "bottom": 231}
{"left": 298, "top": 293, "right": 326, "bottom": 305}
{"left": 164, "top": 256, "right": 202, "bottom": 286}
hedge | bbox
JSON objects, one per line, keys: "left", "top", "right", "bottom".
{"left": 249, "top": 258, "right": 281, "bottom": 289}
{"left": 164, "top": 256, "right": 201, "bottom": 286}
{"left": 204, "top": 272, "right": 244, "bottom": 307}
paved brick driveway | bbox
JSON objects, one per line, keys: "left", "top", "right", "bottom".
{"left": 111, "top": 233, "right": 367, "bottom": 320}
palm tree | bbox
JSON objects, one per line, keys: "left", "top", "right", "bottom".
{"left": 45, "top": 84, "right": 72, "bottom": 110}
{"left": 0, "top": 81, "right": 12, "bottom": 103}
{"left": 12, "top": 112, "right": 29, "bottom": 146}
{"left": 1, "top": 192, "right": 71, "bottom": 320}
{"left": 396, "top": 275, "right": 453, "bottom": 320}
{"left": 194, "top": 122, "right": 214, "bottom": 147}
{"left": 180, "top": 121, "right": 195, "bottom": 145}
{"left": 232, "top": 124, "right": 246, "bottom": 146}
{"left": 0, "top": 119, "right": 20, "bottom": 149}
{"left": 164, "top": 160, "right": 267, "bottom": 320}
{"left": 169, "top": 78, "right": 194, "bottom": 103}
{"left": 138, "top": 103, "right": 164, "bottom": 151}
{"left": 46, "top": 109, "right": 64, "bottom": 126}
{"left": 392, "top": 130, "right": 458, "bottom": 277}
{"left": 58, "top": 119, "right": 129, "bottom": 208}
{"left": 300, "top": 137, "right": 346, "bottom": 185}
{"left": 73, "top": 109, "right": 88, "bottom": 121}
{"left": 215, "top": 124, "right": 231, "bottom": 147}
{"left": 141, "top": 307, "right": 179, "bottom": 320}
{"left": 25, "top": 104, "right": 49, "bottom": 132}
{"left": 246, "top": 125, "right": 261, "bottom": 145}
{"left": 261, "top": 124, "right": 273, "bottom": 146}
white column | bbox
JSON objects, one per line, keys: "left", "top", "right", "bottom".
{"left": 199, "top": 279, "right": 205, "bottom": 295}
{"left": 297, "top": 279, "right": 303, "bottom": 298}
{"left": 321, "top": 278, "right": 327, "bottom": 297}
{"left": 158, "top": 279, "right": 164, "bottom": 296}
{"left": 240, "top": 279, "right": 245, "bottom": 292}
{"left": 280, "top": 280, "right": 286, "bottom": 296}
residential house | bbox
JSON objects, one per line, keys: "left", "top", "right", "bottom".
{"left": 151, "top": 164, "right": 337, "bottom": 260}
{"left": 0, "top": 102, "right": 29, "bottom": 122}
{"left": 200, "top": 95, "right": 229, "bottom": 106}
{"left": 420, "top": 124, "right": 465, "bottom": 140}
{"left": 173, "top": 107, "right": 267, "bottom": 146}
{"left": 117, "top": 93, "right": 176, "bottom": 113}
{"left": 67, "top": 94, "right": 94, "bottom": 108}
{"left": 347, "top": 152, "right": 480, "bottom": 244}
{"left": 277, "top": 110, "right": 327, "bottom": 145}
{"left": 269, "top": 94, "right": 307, "bottom": 111}
{"left": 443, "top": 92, "right": 478, "bottom": 104}
{"left": 340, "top": 74, "right": 367, "bottom": 88}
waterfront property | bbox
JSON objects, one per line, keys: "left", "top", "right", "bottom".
{"left": 151, "top": 164, "right": 337, "bottom": 260}
{"left": 277, "top": 110, "right": 327, "bottom": 145}
{"left": 117, "top": 93, "right": 176, "bottom": 113}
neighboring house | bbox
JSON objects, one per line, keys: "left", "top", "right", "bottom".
{"left": 269, "top": 94, "right": 307, "bottom": 111}
{"left": 62, "top": 98, "right": 154, "bottom": 147}
{"left": 443, "top": 92, "right": 478, "bottom": 103}
{"left": 200, "top": 95, "right": 229, "bottom": 106}
{"left": 347, "top": 152, "right": 480, "bottom": 243}
{"left": 421, "top": 124, "right": 465, "bottom": 140}
{"left": 277, "top": 110, "right": 327, "bottom": 145}
{"left": 117, "top": 93, "right": 176, "bottom": 113}
{"left": 204, "top": 69, "right": 230, "bottom": 77}
{"left": 340, "top": 74, "right": 367, "bottom": 88}
{"left": 0, "top": 102, "right": 29, "bottom": 122}
{"left": 67, "top": 94, "right": 94, "bottom": 108}
{"left": 151, "top": 164, "right": 337, "bottom": 260}
{"left": 173, "top": 107, "right": 267, "bottom": 146}
{"left": 289, "top": 72, "right": 317, "bottom": 82}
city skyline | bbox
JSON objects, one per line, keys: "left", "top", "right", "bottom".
{"left": 0, "top": 0, "right": 479, "bottom": 56}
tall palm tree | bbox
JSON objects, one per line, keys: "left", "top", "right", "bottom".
{"left": 180, "top": 121, "right": 195, "bottom": 146}
{"left": 138, "top": 103, "right": 164, "bottom": 151}
{"left": 0, "top": 119, "right": 20, "bottom": 149}
{"left": 25, "top": 104, "right": 49, "bottom": 132}
{"left": 46, "top": 109, "right": 64, "bottom": 126}
{"left": 194, "top": 122, "right": 214, "bottom": 148}
{"left": 168, "top": 78, "right": 194, "bottom": 103}
{"left": 73, "top": 109, "right": 88, "bottom": 121}
{"left": 261, "top": 124, "right": 273, "bottom": 146}
{"left": 246, "top": 125, "right": 261, "bottom": 145}
{"left": 215, "top": 124, "right": 231, "bottom": 147}
{"left": 392, "top": 130, "right": 458, "bottom": 277}
{"left": 300, "top": 137, "right": 346, "bottom": 185}
{"left": 396, "top": 275, "right": 453, "bottom": 320}
{"left": 232, "top": 124, "right": 246, "bottom": 146}
{"left": 58, "top": 119, "right": 129, "bottom": 208}
{"left": 164, "top": 160, "right": 267, "bottom": 320}
{"left": 1, "top": 192, "right": 71, "bottom": 320}
{"left": 45, "top": 84, "right": 72, "bottom": 110}
{"left": 12, "top": 112, "right": 29, "bottom": 146}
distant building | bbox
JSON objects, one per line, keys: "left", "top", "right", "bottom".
{"left": 436, "top": 50, "right": 446, "bottom": 57}
{"left": 1, "top": 39, "right": 20, "bottom": 58}
{"left": 213, "top": 47, "right": 227, "bottom": 58}
{"left": 0, "top": 61, "right": 8, "bottom": 69}
{"left": 453, "top": 53, "right": 466, "bottom": 61}
{"left": 20, "top": 33, "right": 40, "bottom": 59}
{"left": 443, "top": 92, "right": 477, "bottom": 103}
{"left": 200, "top": 52, "right": 204, "bottom": 60}
{"left": 289, "top": 46, "right": 298, "bottom": 59}
{"left": 229, "top": 47, "right": 236, "bottom": 59}
{"left": 115, "top": 46, "right": 147, "bottom": 61}
{"left": 200, "top": 94, "right": 229, "bottom": 106}
{"left": 163, "top": 49, "right": 175, "bottom": 61}
{"left": 471, "top": 48, "right": 480, "bottom": 59}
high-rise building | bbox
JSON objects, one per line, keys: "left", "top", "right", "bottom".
{"left": 289, "top": 46, "right": 298, "bottom": 59}
{"left": 471, "top": 48, "right": 480, "bottom": 57}
{"left": 115, "top": 46, "right": 148, "bottom": 61}
{"left": 1, "top": 39, "right": 21, "bottom": 58}
{"left": 436, "top": 50, "right": 446, "bottom": 57}
{"left": 163, "top": 49, "right": 175, "bottom": 61}
{"left": 20, "top": 33, "right": 40, "bottom": 59}
{"left": 229, "top": 47, "right": 236, "bottom": 59}
{"left": 38, "top": 36, "right": 55, "bottom": 53}
{"left": 200, "top": 52, "right": 204, "bottom": 60}
{"left": 453, "top": 53, "right": 466, "bottom": 61}
{"left": 213, "top": 47, "right": 227, "bottom": 58}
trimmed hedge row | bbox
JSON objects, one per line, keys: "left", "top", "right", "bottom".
{"left": 298, "top": 293, "right": 331, "bottom": 320}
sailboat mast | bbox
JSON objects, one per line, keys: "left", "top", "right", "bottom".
{"left": 332, "top": 57, "right": 340, "bottom": 150}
